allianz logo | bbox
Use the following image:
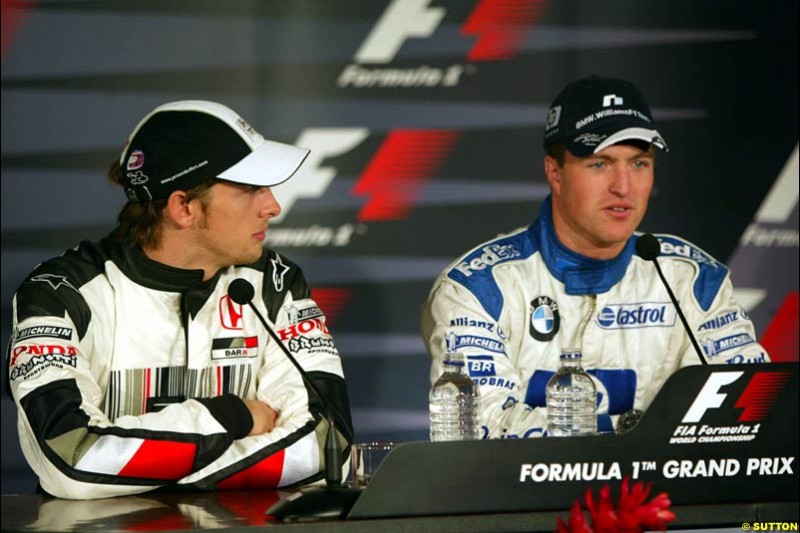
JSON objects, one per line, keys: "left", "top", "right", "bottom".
{"left": 597, "top": 302, "right": 676, "bottom": 329}
{"left": 454, "top": 244, "right": 520, "bottom": 277}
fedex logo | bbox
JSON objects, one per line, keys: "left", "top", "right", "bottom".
{"left": 339, "top": 0, "right": 547, "bottom": 88}
{"left": 454, "top": 244, "right": 521, "bottom": 277}
{"left": 682, "top": 371, "right": 790, "bottom": 423}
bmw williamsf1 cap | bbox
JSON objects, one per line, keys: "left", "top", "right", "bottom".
{"left": 543, "top": 75, "right": 668, "bottom": 157}
{"left": 119, "top": 100, "right": 310, "bottom": 202}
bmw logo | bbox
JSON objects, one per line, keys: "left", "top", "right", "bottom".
{"left": 529, "top": 296, "right": 560, "bottom": 342}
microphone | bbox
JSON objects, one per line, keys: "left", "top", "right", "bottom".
{"left": 635, "top": 234, "right": 707, "bottom": 365}
{"left": 227, "top": 278, "right": 360, "bottom": 520}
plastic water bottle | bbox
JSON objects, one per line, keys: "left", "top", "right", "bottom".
{"left": 429, "top": 351, "right": 481, "bottom": 441}
{"left": 546, "top": 350, "right": 597, "bottom": 437}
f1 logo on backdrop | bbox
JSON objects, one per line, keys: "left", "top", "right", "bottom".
{"left": 273, "top": 127, "right": 460, "bottom": 223}
{"left": 682, "top": 371, "right": 791, "bottom": 423}
{"left": 338, "top": 0, "right": 549, "bottom": 88}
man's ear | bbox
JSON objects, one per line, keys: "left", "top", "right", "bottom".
{"left": 543, "top": 155, "right": 562, "bottom": 195}
{"left": 164, "top": 190, "right": 197, "bottom": 229}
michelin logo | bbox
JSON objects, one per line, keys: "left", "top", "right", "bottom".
{"left": 597, "top": 303, "right": 676, "bottom": 329}
{"left": 453, "top": 244, "right": 520, "bottom": 277}
{"left": 453, "top": 335, "right": 506, "bottom": 354}
{"left": 701, "top": 333, "right": 754, "bottom": 358}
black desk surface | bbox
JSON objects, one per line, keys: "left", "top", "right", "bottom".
{"left": 1, "top": 491, "right": 797, "bottom": 532}
{"left": 3, "top": 364, "right": 797, "bottom": 531}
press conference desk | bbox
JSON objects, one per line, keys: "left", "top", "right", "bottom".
{"left": 3, "top": 363, "right": 798, "bottom": 532}
{"left": 1, "top": 491, "right": 797, "bottom": 533}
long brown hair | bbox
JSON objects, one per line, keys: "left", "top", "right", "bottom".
{"left": 107, "top": 161, "right": 215, "bottom": 249}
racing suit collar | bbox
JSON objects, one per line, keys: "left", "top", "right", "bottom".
{"left": 530, "top": 196, "right": 635, "bottom": 295}
{"left": 103, "top": 229, "right": 217, "bottom": 293}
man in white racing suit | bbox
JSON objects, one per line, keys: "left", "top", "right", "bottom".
{"left": 7, "top": 101, "right": 352, "bottom": 498}
{"left": 422, "top": 75, "right": 769, "bottom": 439}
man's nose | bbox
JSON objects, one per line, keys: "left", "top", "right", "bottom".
{"left": 609, "top": 164, "right": 632, "bottom": 195}
{"left": 260, "top": 188, "right": 282, "bottom": 218}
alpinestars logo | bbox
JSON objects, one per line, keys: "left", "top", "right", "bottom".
{"left": 30, "top": 274, "right": 79, "bottom": 293}
{"left": 670, "top": 370, "right": 791, "bottom": 445}
{"left": 338, "top": 0, "right": 548, "bottom": 88}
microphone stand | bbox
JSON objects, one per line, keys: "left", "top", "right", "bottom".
{"left": 636, "top": 234, "right": 708, "bottom": 365}
{"left": 230, "top": 281, "right": 361, "bottom": 520}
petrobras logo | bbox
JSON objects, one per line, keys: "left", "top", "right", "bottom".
{"left": 467, "top": 355, "right": 496, "bottom": 377}
{"left": 453, "top": 244, "right": 521, "bottom": 277}
{"left": 596, "top": 302, "right": 676, "bottom": 329}
{"left": 338, "top": 0, "right": 546, "bottom": 89}
{"left": 700, "top": 333, "right": 755, "bottom": 358}
{"left": 452, "top": 334, "right": 506, "bottom": 354}
{"left": 472, "top": 376, "right": 515, "bottom": 390}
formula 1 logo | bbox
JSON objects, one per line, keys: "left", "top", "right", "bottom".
{"left": 271, "top": 127, "right": 459, "bottom": 226}
{"left": 355, "top": 0, "right": 445, "bottom": 64}
{"left": 682, "top": 371, "right": 791, "bottom": 424}
{"left": 338, "top": 0, "right": 548, "bottom": 88}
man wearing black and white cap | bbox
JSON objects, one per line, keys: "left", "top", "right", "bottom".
{"left": 8, "top": 101, "right": 353, "bottom": 498}
{"left": 422, "top": 76, "right": 769, "bottom": 439}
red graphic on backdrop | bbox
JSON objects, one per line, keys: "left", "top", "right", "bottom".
{"left": 734, "top": 371, "right": 791, "bottom": 422}
{"left": 352, "top": 130, "right": 460, "bottom": 221}
{"left": 760, "top": 291, "right": 798, "bottom": 362}
{"left": 1, "top": 1, "right": 37, "bottom": 59}
{"left": 311, "top": 288, "right": 354, "bottom": 327}
{"left": 462, "top": 0, "right": 548, "bottom": 61}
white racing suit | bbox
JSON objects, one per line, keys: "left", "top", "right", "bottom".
{"left": 422, "top": 198, "right": 769, "bottom": 439}
{"left": 7, "top": 230, "right": 352, "bottom": 499}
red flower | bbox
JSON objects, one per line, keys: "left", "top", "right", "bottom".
{"left": 556, "top": 500, "right": 592, "bottom": 533}
{"left": 585, "top": 484, "right": 618, "bottom": 533}
{"left": 554, "top": 477, "right": 676, "bottom": 533}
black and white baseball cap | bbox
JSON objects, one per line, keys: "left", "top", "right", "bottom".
{"left": 543, "top": 75, "right": 668, "bottom": 157}
{"left": 119, "top": 101, "right": 310, "bottom": 202}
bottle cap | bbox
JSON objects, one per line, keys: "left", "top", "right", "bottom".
{"left": 443, "top": 351, "right": 466, "bottom": 366}
{"left": 559, "top": 349, "right": 582, "bottom": 360}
